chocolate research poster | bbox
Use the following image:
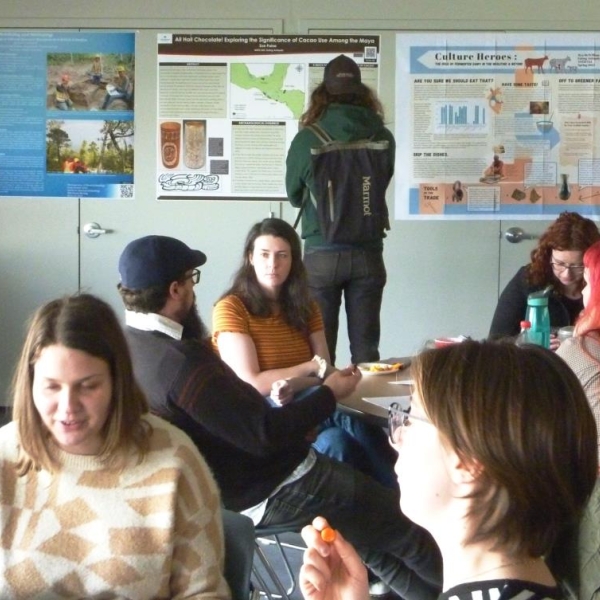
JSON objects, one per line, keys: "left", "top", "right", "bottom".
{"left": 156, "top": 34, "right": 380, "bottom": 200}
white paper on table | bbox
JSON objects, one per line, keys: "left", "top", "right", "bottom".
{"left": 361, "top": 395, "right": 410, "bottom": 409}
{"left": 388, "top": 379, "right": 414, "bottom": 386}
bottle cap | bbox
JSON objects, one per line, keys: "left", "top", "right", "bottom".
{"left": 520, "top": 320, "right": 531, "bottom": 328}
{"left": 527, "top": 296, "right": 548, "bottom": 306}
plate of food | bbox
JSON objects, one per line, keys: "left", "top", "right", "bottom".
{"left": 357, "top": 361, "right": 406, "bottom": 376}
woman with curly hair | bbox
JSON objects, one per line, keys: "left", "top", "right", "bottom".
{"left": 213, "top": 217, "right": 397, "bottom": 490}
{"left": 285, "top": 54, "right": 395, "bottom": 365}
{"left": 489, "top": 211, "right": 600, "bottom": 347}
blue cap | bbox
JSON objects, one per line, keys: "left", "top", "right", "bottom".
{"left": 119, "top": 235, "right": 206, "bottom": 289}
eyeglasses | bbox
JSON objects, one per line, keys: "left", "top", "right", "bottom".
{"left": 388, "top": 401, "right": 431, "bottom": 444}
{"left": 550, "top": 256, "right": 585, "bottom": 275}
{"left": 550, "top": 258, "right": 584, "bottom": 274}
{"left": 185, "top": 269, "right": 201, "bottom": 285}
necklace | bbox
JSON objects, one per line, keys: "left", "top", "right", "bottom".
{"left": 470, "top": 557, "right": 539, "bottom": 580}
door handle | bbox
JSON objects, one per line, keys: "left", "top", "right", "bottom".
{"left": 83, "top": 222, "right": 109, "bottom": 238}
{"left": 504, "top": 227, "right": 538, "bottom": 244}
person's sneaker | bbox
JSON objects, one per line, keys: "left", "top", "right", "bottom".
{"left": 369, "top": 579, "right": 391, "bottom": 597}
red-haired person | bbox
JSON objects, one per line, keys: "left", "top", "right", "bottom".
{"left": 489, "top": 211, "right": 600, "bottom": 348}
{"left": 557, "top": 238, "right": 600, "bottom": 466}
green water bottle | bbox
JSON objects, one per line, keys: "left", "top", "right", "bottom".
{"left": 525, "top": 294, "right": 551, "bottom": 349}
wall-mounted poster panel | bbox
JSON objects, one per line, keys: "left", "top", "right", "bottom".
{"left": 156, "top": 34, "right": 380, "bottom": 199}
{"left": 0, "top": 31, "right": 135, "bottom": 200}
{"left": 396, "top": 32, "right": 600, "bottom": 220}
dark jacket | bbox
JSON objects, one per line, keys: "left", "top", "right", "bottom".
{"left": 285, "top": 103, "right": 395, "bottom": 250}
{"left": 489, "top": 265, "right": 583, "bottom": 339}
{"left": 125, "top": 327, "right": 336, "bottom": 511}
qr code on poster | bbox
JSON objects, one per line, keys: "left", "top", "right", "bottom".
{"left": 119, "top": 184, "right": 134, "bottom": 198}
{"left": 364, "top": 47, "right": 377, "bottom": 61}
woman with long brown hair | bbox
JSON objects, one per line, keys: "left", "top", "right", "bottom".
{"left": 285, "top": 54, "right": 395, "bottom": 366}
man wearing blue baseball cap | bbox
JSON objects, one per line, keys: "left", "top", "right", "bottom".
{"left": 117, "top": 234, "right": 442, "bottom": 600}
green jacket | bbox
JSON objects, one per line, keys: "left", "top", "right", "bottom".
{"left": 285, "top": 103, "right": 396, "bottom": 250}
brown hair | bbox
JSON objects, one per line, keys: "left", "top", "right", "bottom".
{"left": 219, "top": 218, "right": 312, "bottom": 330}
{"left": 12, "top": 293, "right": 150, "bottom": 475}
{"left": 412, "top": 340, "right": 597, "bottom": 557}
{"left": 527, "top": 211, "right": 600, "bottom": 292}
{"left": 299, "top": 81, "right": 384, "bottom": 127}
{"left": 118, "top": 271, "right": 189, "bottom": 314}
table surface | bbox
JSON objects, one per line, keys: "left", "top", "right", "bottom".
{"left": 337, "top": 358, "right": 412, "bottom": 423}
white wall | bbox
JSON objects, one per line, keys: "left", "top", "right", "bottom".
{"left": 2, "top": 0, "right": 595, "bottom": 402}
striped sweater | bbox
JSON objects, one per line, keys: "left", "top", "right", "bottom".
{"left": 212, "top": 294, "right": 323, "bottom": 370}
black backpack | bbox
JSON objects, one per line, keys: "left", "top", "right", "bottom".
{"left": 294, "top": 123, "right": 392, "bottom": 244}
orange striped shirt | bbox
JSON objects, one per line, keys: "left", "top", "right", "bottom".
{"left": 212, "top": 294, "right": 323, "bottom": 370}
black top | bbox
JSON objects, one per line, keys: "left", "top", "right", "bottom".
{"left": 439, "top": 579, "right": 562, "bottom": 600}
{"left": 125, "top": 326, "right": 336, "bottom": 511}
{"left": 489, "top": 266, "right": 583, "bottom": 339}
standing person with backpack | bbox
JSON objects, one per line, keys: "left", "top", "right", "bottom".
{"left": 286, "top": 54, "right": 395, "bottom": 365}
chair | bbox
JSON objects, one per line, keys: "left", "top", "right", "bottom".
{"left": 223, "top": 509, "right": 256, "bottom": 600}
{"left": 547, "top": 478, "right": 600, "bottom": 600}
{"left": 252, "top": 524, "right": 304, "bottom": 600}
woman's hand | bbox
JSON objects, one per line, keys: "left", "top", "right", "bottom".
{"left": 300, "top": 516, "right": 368, "bottom": 600}
{"left": 270, "top": 379, "right": 295, "bottom": 405}
{"left": 549, "top": 333, "right": 560, "bottom": 351}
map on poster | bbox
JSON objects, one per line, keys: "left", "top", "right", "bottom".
{"left": 0, "top": 30, "right": 135, "bottom": 199}
{"left": 395, "top": 32, "right": 600, "bottom": 220}
{"left": 230, "top": 63, "right": 306, "bottom": 120}
{"left": 156, "top": 34, "right": 380, "bottom": 199}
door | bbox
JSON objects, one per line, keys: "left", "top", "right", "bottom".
{"left": 498, "top": 219, "right": 553, "bottom": 292}
{"left": 0, "top": 198, "right": 79, "bottom": 404}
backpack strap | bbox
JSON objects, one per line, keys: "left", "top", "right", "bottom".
{"left": 294, "top": 188, "right": 310, "bottom": 229}
{"left": 307, "top": 123, "right": 334, "bottom": 144}
{"left": 293, "top": 124, "right": 333, "bottom": 230}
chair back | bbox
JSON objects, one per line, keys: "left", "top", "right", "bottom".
{"left": 547, "top": 477, "right": 600, "bottom": 600}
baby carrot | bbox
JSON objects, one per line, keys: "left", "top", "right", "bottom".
{"left": 321, "top": 526, "right": 336, "bottom": 543}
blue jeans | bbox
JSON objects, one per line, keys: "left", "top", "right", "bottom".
{"left": 304, "top": 247, "right": 386, "bottom": 365}
{"left": 314, "top": 409, "right": 397, "bottom": 490}
{"left": 285, "top": 387, "right": 397, "bottom": 490}
{"left": 259, "top": 453, "right": 442, "bottom": 599}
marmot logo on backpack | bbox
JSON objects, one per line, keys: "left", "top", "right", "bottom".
{"left": 362, "top": 176, "right": 372, "bottom": 216}
{"left": 304, "top": 123, "right": 392, "bottom": 244}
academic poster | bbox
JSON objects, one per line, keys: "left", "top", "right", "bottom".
{"left": 396, "top": 32, "right": 600, "bottom": 220}
{"left": 0, "top": 31, "right": 135, "bottom": 199}
{"left": 156, "top": 33, "right": 380, "bottom": 199}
